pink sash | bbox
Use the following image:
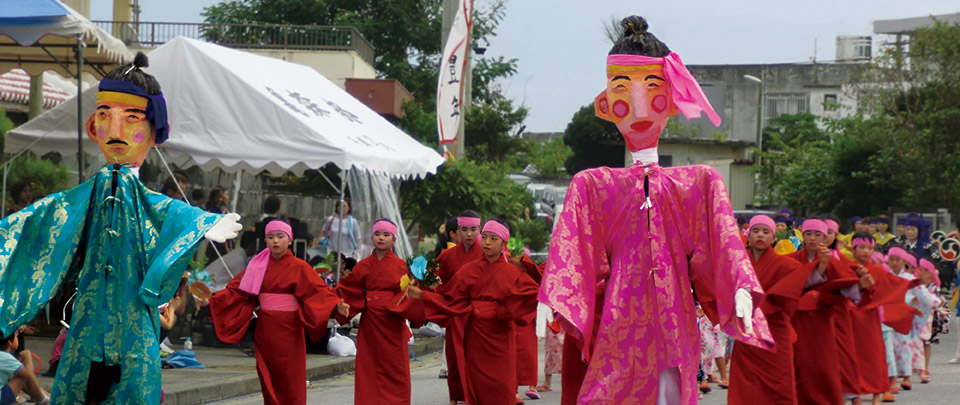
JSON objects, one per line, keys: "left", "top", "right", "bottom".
{"left": 259, "top": 293, "right": 300, "bottom": 311}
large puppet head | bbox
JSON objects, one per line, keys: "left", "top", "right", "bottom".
{"left": 595, "top": 16, "right": 720, "bottom": 155}
{"left": 86, "top": 52, "right": 169, "bottom": 167}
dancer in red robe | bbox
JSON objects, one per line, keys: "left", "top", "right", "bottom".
{"left": 786, "top": 219, "right": 861, "bottom": 405}
{"left": 434, "top": 211, "right": 483, "bottom": 404}
{"left": 210, "top": 220, "right": 348, "bottom": 405}
{"left": 728, "top": 215, "right": 818, "bottom": 405}
{"left": 407, "top": 219, "right": 539, "bottom": 405}
{"left": 846, "top": 233, "right": 915, "bottom": 404}
{"left": 514, "top": 255, "right": 543, "bottom": 401}
{"left": 337, "top": 219, "right": 424, "bottom": 405}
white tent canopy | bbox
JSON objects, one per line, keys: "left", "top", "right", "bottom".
{"left": 8, "top": 36, "right": 444, "bottom": 179}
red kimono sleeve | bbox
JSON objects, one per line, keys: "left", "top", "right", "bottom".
{"left": 337, "top": 259, "right": 369, "bottom": 319}
{"left": 686, "top": 167, "right": 772, "bottom": 351}
{"left": 209, "top": 270, "right": 256, "bottom": 344}
{"left": 503, "top": 271, "right": 540, "bottom": 326}
{"left": 293, "top": 262, "right": 342, "bottom": 342}
{"left": 761, "top": 256, "right": 816, "bottom": 316}
{"left": 516, "top": 255, "right": 543, "bottom": 285}
{"left": 420, "top": 267, "right": 474, "bottom": 327}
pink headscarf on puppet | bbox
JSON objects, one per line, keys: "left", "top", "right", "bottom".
{"left": 481, "top": 220, "right": 510, "bottom": 262}
{"left": 239, "top": 220, "right": 293, "bottom": 295}
{"left": 593, "top": 17, "right": 720, "bottom": 163}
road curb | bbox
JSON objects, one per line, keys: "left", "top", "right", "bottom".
{"left": 164, "top": 336, "right": 444, "bottom": 404}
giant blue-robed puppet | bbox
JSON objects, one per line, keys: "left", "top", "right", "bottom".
{"left": 0, "top": 53, "right": 241, "bottom": 404}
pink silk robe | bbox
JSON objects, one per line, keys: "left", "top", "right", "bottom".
{"left": 540, "top": 164, "right": 774, "bottom": 404}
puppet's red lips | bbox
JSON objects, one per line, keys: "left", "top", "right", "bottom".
{"left": 630, "top": 120, "right": 654, "bottom": 132}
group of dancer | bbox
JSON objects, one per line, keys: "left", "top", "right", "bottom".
{"left": 696, "top": 212, "right": 953, "bottom": 404}
{"left": 206, "top": 211, "right": 542, "bottom": 405}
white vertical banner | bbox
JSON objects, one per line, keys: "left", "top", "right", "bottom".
{"left": 437, "top": 0, "right": 474, "bottom": 158}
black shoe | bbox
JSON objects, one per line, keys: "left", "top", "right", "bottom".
{"left": 439, "top": 370, "right": 447, "bottom": 379}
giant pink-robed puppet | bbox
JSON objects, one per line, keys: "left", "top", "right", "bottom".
{"left": 538, "top": 16, "right": 774, "bottom": 404}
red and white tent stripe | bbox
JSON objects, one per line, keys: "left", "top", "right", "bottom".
{"left": 0, "top": 68, "right": 72, "bottom": 109}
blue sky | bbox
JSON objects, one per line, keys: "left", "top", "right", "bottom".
{"left": 89, "top": 0, "right": 959, "bottom": 132}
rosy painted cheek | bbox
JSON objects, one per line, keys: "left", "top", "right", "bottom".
{"left": 612, "top": 100, "right": 630, "bottom": 118}
{"left": 650, "top": 95, "right": 667, "bottom": 113}
{"left": 132, "top": 130, "right": 145, "bottom": 144}
{"left": 97, "top": 126, "right": 105, "bottom": 140}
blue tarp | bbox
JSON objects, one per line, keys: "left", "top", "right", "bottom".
{"left": 0, "top": 0, "right": 68, "bottom": 21}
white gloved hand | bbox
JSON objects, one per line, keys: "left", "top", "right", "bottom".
{"left": 204, "top": 213, "right": 242, "bottom": 243}
{"left": 734, "top": 288, "right": 754, "bottom": 335}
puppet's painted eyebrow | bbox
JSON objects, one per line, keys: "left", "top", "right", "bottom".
{"left": 611, "top": 75, "right": 631, "bottom": 82}
{"left": 645, "top": 75, "right": 665, "bottom": 81}
{"left": 124, "top": 108, "right": 147, "bottom": 115}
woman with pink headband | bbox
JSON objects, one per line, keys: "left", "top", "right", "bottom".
{"left": 434, "top": 210, "right": 483, "bottom": 403}
{"left": 727, "top": 215, "right": 818, "bottom": 405}
{"left": 337, "top": 219, "right": 425, "bottom": 405}
{"left": 210, "top": 219, "right": 349, "bottom": 405}
{"left": 539, "top": 16, "right": 772, "bottom": 405}
{"left": 407, "top": 218, "right": 539, "bottom": 405}
{"left": 785, "top": 218, "right": 861, "bottom": 404}
{"left": 847, "top": 233, "right": 916, "bottom": 404}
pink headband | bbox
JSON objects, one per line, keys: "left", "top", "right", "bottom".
{"left": 801, "top": 219, "right": 828, "bottom": 235}
{"left": 825, "top": 219, "right": 839, "bottom": 234}
{"left": 919, "top": 258, "right": 935, "bottom": 273}
{"left": 607, "top": 52, "right": 721, "bottom": 127}
{"left": 265, "top": 220, "right": 292, "bottom": 239}
{"left": 887, "top": 247, "right": 917, "bottom": 268}
{"left": 372, "top": 220, "right": 397, "bottom": 237}
{"left": 748, "top": 215, "right": 775, "bottom": 233}
{"left": 458, "top": 216, "right": 481, "bottom": 228}
{"left": 482, "top": 220, "right": 510, "bottom": 243}
{"left": 851, "top": 237, "right": 875, "bottom": 248}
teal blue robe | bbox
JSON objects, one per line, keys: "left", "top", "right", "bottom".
{"left": 0, "top": 164, "right": 222, "bottom": 404}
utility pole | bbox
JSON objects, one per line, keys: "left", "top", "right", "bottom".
{"left": 441, "top": 0, "right": 469, "bottom": 159}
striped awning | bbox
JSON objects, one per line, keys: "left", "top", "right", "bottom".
{"left": 0, "top": 68, "right": 72, "bottom": 109}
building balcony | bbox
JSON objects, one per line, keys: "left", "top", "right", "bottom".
{"left": 93, "top": 20, "right": 375, "bottom": 67}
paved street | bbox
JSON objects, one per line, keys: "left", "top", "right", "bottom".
{"left": 212, "top": 328, "right": 960, "bottom": 404}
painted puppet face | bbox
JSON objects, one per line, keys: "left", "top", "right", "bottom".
{"left": 595, "top": 64, "right": 678, "bottom": 151}
{"left": 853, "top": 243, "right": 874, "bottom": 265}
{"left": 748, "top": 224, "right": 775, "bottom": 251}
{"left": 371, "top": 230, "right": 396, "bottom": 251}
{"left": 86, "top": 91, "right": 155, "bottom": 167}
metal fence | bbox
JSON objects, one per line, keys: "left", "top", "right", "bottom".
{"left": 93, "top": 21, "right": 375, "bottom": 66}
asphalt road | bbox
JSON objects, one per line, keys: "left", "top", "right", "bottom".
{"left": 212, "top": 328, "right": 960, "bottom": 404}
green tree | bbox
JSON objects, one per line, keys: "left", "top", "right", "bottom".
{"left": 851, "top": 19, "right": 960, "bottom": 210}
{"left": 563, "top": 104, "right": 624, "bottom": 174}
{"left": 398, "top": 158, "right": 533, "bottom": 234}
{"left": 523, "top": 137, "right": 572, "bottom": 177}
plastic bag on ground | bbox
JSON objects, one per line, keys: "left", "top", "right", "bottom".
{"left": 327, "top": 331, "right": 357, "bottom": 357}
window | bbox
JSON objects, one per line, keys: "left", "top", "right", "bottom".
{"left": 763, "top": 94, "right": 808, "bottom": 127}
{"left": 823, "top": 94, "right": 838, "bottom": 111}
